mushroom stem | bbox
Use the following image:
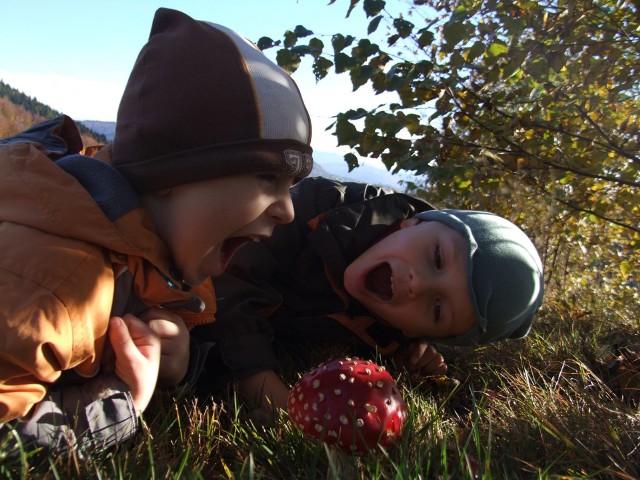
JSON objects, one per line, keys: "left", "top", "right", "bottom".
{"left": 325, "top": 444, "right": 357, "bottom": 480}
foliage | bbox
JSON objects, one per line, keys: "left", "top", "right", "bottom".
{"left": 259, "top": 0, "right": 639, "bottom": 322}
{"left": 0, "top": 80, "right": 107, "bottom": 143}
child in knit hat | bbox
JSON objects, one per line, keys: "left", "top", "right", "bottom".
{"left": 0, "top": 8, "right": 312, "bottom": 456}
{"left": 192, "top": 177, "right": 544, "bottom": 414}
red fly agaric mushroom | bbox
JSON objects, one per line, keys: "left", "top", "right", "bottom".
{"left": 287, "top": 357, "right": 408, "bottom": 455}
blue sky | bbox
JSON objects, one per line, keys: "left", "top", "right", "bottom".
{"left": 0, "top": 0, "right": 401, "bottom": 156}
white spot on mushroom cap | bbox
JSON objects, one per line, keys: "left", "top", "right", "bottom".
{"left": 365, "top": 403, "right": 377, "bottom": 413}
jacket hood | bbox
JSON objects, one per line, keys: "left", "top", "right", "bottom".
{"left": 0, "top": 116, "right": 172, "bottom": 269}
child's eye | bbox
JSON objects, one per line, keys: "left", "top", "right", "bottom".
{"left": 434, "top": 298, "right": 441, "bottom": 322}
{"left": 257, "top": 173, "right": 279, "bottom": 185}
{"left": 257, "top": 174, "right": 294, "bottom": 194}
{"left": 434, "top": 244, "right": 442, "bottom": 269}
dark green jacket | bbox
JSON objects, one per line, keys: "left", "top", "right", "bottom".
{"left": 193, "top": 177, "right": 434, "bottom": 386}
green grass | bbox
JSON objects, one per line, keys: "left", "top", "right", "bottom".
{"left": 2, "top": 297, "right": 639, "bottom": 479}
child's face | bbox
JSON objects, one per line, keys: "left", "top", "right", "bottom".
{"left": 343, "top": 218, "right": 477, "bottom": 339}
{"left": 143, "top": 173, "right": 295, "bottom": 285}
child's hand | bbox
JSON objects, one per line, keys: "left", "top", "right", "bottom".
{"left": 237, "top": 369, "right": 290, "bottom": 425}
{"left": 395, "top": 341, "right": 448, "bottom": 377}
{"left": 141, "top": 308, "right": 190, "bottom": 388}
{"left": 108, "top": 314, "right": 161, "bottom": 413}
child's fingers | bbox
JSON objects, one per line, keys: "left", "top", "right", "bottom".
{"left": 147, "top": 318, "right": 182, "bottom": 338}
{"left": 409, "top": 342, "right": 427, "bottom": 364}
{"left": 139, "top": 307, "right": 183, "bottom": 325}
{"left": 408, "top": 343, "right": 447, "bottom": 375}
{"left": 111, "top": 315, "right": 161, "bottom": 368}
{"left": 121, "top": 314, "right": 160, "bottom": 347}
{"left": 419, "top": 351, "right": 447, "bottom": 375}
{"left": 108, "top": 316, "right": 139, "bottom": 361}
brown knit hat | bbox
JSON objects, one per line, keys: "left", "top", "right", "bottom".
{"left": 111, "top": 8, "right": 313, "bottom": 192}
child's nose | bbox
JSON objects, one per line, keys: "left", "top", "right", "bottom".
{"left": 267, "top": 193, "right": 295, "bottom": 224}
{"left": 408, "top": 269, "right": 431, "bottom": 298}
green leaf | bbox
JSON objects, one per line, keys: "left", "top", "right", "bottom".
{"left": 332, "top": 34, "right": 355, "bottom": 54}
{"left": 343, "top": 108, "right": 369, "bottom": 120}
{"left": 346, "top": 0, "right": 360, "bottom": 18}
{"left": 293, "top": 25, "right": 314, "bottom": 38}
{"left": 465, "top": 41, "right": 485, "bottom": 62}
{"left": 450, "top": 5, "right": 469, "bottom": 22}
{"left": 417, "top": 28, "right": 435, "bottom": 49}
{"left": 291, "top": 45, "right": 311, "bottom": 56}
{"left": 284, "top": 30, "right": 298, "bottom": 48}
{"left": 344, "top": 152, "right": 360, "bottom": 171}
{"left": 352, "top": 39, "right": 379, "bottom": 61}
{"left": 443, "top": 21, "right": 469, "bottom": 50}
{"left": 487, "top": 42, "right": 509, "bottom": 58}
{"left": 334, "top": 52, "right": 357, "bottom": 73}
{"left": 351, "top": 65, "right": 376, "bottom": 90}
{"left": 620, "top": 260, "right": 632, "bottom": 275}
{"left": 393, "top": 18, "right": 414, "bottom": 38}
{"left": 256, "top": 37, "right": 277, "bottom": 51}
{"left": 313, "top": 57, "right": 334, "bottom": 81}
{"left": 363, "top": 0, "right": 385, "bottom": 17}
{"left": 368, "top": 15, "right": 383, "bottom": 34}
{"left": 308, "top": 38, "right": 324, "bottom": 58}
{"left": 335, "top": 115, "right": 360, "bottom": 147}
{"left": 276, "top": 49, "right": 301, "bottom": 73}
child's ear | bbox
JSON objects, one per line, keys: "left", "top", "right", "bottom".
{"left": 399, "top": 217, "right": 421, "bottom": 229}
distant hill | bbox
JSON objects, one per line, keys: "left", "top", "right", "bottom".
{"left": 0, "top": 80, "right": 106, "bottom": 144}
{"left": 81, "top": 120, "right": 116, "bottom": 141}
{"left": 311, "top": 151, "right": 413, "bottom": 190}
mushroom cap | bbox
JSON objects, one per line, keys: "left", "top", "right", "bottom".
{"left": 287, "top": 357, "right": 407, "bottom": 454}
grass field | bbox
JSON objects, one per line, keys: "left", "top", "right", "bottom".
{"left": 2, "top": 296, "right": 639, "bottom": 479}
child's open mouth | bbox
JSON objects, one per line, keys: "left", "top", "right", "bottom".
{"left": 219, "top": 236, "right": 257, "bottom": 273}
{"left": 365, "top": 262, "right": 393, "bottom": 301}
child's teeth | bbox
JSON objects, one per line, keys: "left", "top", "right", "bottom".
{"left": 390, "top": 274, "right": 394, "bottom": 295}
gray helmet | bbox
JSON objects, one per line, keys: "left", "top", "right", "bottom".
{"left": 414, "top": 209, "right": 544, "bottom": 346}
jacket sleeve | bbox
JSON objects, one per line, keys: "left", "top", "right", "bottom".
{"left": 0, "top": 269, "right": 138, "bottom": 456}
{"left": 192, "top": 241, "right": 283, "bottom": 384}
{"left": 0, "top": 374, "right": 138, "bottom": 458}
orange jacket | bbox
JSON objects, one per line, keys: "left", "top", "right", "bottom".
{"left": 0, "top": 117, "right": 215, "bottom": 422}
